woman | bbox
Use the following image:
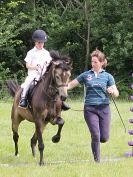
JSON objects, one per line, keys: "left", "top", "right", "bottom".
{"left": 68, "top": 49, "right": 119, "bottom": 162}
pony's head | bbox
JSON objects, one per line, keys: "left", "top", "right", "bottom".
{"left": 52, "top": 60, "right": 71, "bottom": 101}
{"left": 49, "top": 50, "right": 72, "bottom": 101}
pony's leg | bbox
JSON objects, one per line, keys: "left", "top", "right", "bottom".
{"left": 13, "top": 130, "right": 19, "bottom": 156}
{"left": 12, "top": 118, "right": 22, "bottom": 156}
{"left": 52, "top": 117, "right": 65, "bottom": 143}
{"left": 31, "top": 132, "right": 37, "bottom": 157}
{"left": 35, "top": 120, "right": 45, "bottom": 166}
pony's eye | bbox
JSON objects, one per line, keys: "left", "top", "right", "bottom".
{"left": 56, "top": 75, "right": 60, "bottom": 80}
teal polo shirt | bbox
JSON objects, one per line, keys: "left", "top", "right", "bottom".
{"left": 76, "top": 69, "right": 115, "bottom": 105}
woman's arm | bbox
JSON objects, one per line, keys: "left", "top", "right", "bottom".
{"left": 68, "top": 79, "right": 79, "bottom": 90}
{"left": 107, "top": 85, "right": 119, "bottom": 97}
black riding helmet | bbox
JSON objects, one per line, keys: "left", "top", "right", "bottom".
{"left": 32, "top": 29, "right": 48, "bottom": 43}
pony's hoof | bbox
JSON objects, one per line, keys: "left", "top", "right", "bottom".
{"left": 52, "top": 135, "right": 61, "bottom": 143}
{"left": 32, "top": 153, "right": 36, "bottom": 158}
{"left": 15, "top": 154, "right": 19, "bottom": 157}
{"left": 39, "top": 161, "right": 45, "bottom": 166}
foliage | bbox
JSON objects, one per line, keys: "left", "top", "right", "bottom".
{"left": 0, "top": 0, "right": 132, "bottom": 98}
{"left": 0, "top": 62, "right": 11, "bottom": 80}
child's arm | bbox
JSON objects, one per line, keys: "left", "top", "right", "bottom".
{"left": 26, "top": 63, "right": 40, "bottom": 71}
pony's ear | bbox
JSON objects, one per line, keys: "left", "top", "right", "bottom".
{"left": 61, "top": 56, "right": 73, "bottom": 66}
{"left": 68, "top": 60, "right": 73, "bottom": 70}
{"left": 66, "top": 59, "right": 73, "bottom": 66}
{"left": 49, "top": 50, "right": 60, "bottom": 61}
{"left": 65, "top": 58, "right": 73, "bottom": 67}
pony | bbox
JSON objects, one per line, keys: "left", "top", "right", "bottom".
{"left": 7, "top": 51, "right": 72, "bottom": 165}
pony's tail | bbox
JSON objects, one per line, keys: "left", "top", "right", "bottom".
{"left": 6, "top": 80, "right": 20, "bottom": 97}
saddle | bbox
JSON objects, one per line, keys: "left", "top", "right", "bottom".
{"left": 26, "top": 79, "right": 39, "bottom": 107}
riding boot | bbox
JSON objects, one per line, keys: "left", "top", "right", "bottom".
{"left": 62, "top": 102, "right": 70, "bottom": 111}
{"left": 19, "top": 89, "right": 28, "bottom": 108}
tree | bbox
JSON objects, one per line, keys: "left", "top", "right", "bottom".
{"left": 0, "top": 0, "right": 38, "bottom": 79}
{"left": 0, "top": 0, "right": 132, "bottom": 97}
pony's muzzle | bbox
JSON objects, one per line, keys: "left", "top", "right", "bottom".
{"left": 58, "top": 87, "right": 68, "bottom": 101}
{"left": 60, "top": 95, "right": 67, "bottom": 101}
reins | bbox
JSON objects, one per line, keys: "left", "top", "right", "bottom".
{"left": 41, "top": 78, "right": 58, "bottom": 101}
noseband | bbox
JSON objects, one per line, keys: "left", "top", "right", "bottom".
{"left": 56, "top": 84, "right": 68, "bottom": 88}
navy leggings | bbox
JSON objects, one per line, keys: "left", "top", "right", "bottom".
{"left": 84, "top": 104, "right": 111, "bottom": 162}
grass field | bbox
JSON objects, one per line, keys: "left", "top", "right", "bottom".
{"left": 0, "top": 99, "right": 133, "bottom": 177}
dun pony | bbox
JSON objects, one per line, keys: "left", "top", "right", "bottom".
{"left": 7, "top": 51, "right": 72, "bottom": 165}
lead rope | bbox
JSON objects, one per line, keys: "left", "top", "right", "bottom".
{"left": 111, "top": 94, "right": 126, "bottom": 133}
{"left": 70, "top": 108, "right": 83, "bottom": 111}
{"left": 100, "top": 85, "right": 127, "bottom": 133}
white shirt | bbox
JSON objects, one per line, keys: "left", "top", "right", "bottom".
{"left": 25, "top": 47, "right": 52, "bottom": 76}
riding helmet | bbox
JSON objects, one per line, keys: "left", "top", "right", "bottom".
{"left": 32, "top": 29, "right": 48, "bottom": 43}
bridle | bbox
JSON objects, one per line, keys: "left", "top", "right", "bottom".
{"left": 56, "top": 84, "right": 68, "bottom": 88}
{"left": 41, "top": 63, "right": 70, "bottom": 100}
{"left": 52, "top": 66, "right": 69, "bottom": 89}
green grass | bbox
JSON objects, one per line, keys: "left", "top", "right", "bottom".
{"left": 0, "top": 100, "right": 133, "bottom": 177}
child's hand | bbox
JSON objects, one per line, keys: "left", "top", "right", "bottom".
{"left": 35, "top": 64, "right": 41, "bottom": 71}
{"left": 35, "top": 64, "right": 41, "bottom": 74}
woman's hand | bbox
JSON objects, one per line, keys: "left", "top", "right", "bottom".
{"left": 107, "top": 86, "right": 114, "bottom": 94}
{"left": 107, "top": 85, "right": 119, "bottom": 97}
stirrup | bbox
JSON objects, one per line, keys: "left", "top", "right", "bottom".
{"left": 18, "top": 98, "right": 28, "bottom": 109}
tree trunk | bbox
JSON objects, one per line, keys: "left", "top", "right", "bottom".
{"left": 85, "top": 21, "right": 90, "bottom": 71}
{"left": 84, "top": 0, "right": 90, "bottom": 71}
